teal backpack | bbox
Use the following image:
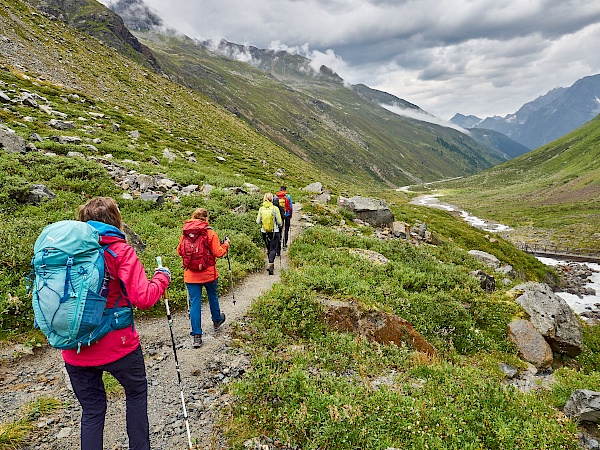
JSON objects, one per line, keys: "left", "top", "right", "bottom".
{"left": 29, "top": 220, "right": 133, "bottom": 352}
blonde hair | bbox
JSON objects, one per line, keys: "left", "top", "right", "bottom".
{"left": 78, "top": 197, "right": 123, "bottom": 230}
{"left": 192, "top": 208, "right": 209, "bottom": 221}
{"left": 263, "top": 193, "right": 273, "bottom": 202}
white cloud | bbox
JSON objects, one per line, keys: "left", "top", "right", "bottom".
{"left": 130, "top": 0, "right": 600, "bottom": 119}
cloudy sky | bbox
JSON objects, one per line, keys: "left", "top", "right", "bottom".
{"left": 107, "top": 0, "right": 600, "bottom": 121}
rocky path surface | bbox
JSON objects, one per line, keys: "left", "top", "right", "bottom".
{"left": 0, "top": 207, "right": 302, "bottom": 450}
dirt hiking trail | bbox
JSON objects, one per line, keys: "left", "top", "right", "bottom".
{"left": 0, "top": 205, "right": 303, "bottom": 450}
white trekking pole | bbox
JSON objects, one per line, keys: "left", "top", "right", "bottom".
{"left": 157, "top": 256, "right": 193, "bottom": 449}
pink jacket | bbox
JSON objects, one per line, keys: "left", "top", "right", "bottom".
{"left": 62, "top": 234, "right": 170, "bottom": 366}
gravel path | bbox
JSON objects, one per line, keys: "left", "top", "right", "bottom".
{"left": 0, "top": 207, "right": 302, "bottom": 450}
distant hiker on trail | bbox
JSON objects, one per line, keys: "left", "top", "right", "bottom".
{"left": 256, "top": 192, "right": 282, "bottom": 275}
{"left": 63, "top": 197, "right": 171, "bottom": 450}
{"left": 272, "top": 195, "right": 285, "bottom": 257}
{"left": 276, "top": 185, "right": 293, "bottom": 248}
{"left": 177, "top": 208, "right": 229, "bottom": 348}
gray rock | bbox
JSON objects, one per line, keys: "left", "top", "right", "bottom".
{"left": 507, "top": 319, "right": 553, "bottom": 369}
{"left": 312, "top": 192, "right": 331, "bottom": 204}
{"left": 304, "top": 182, "right": 323, "bottom": 193}
{"left": 22, "top": 93, "right": 38, "bottom": 107}
{"left": 59, "top": 136, "right": 82, "bottom": 145}
{"left": 338, "top": 195, "right": 394, "bottom": 228}
{"left": 514, "top": 282, "right": 583, "bottom": 356}
{"left": 163, "top": 148, "right": 176, "bottom": 161}
{"left": 129, "top": 130, "right": 140, "bottom": 139}
{"left": 468, "top": 250, "right": 500, "bottom": 268}
{"left": 139, "top": 192, "right": 164, "bottom": 204}
{"left": 564, "top": 390, "right": 600, "bottom": 423}
{"left": 0, "top": 90, "right": 11, "bottom": 103}
{"left": 498, "top": 362, "right": 518, "bottom": 379}
{"left": 48, "top": 119, "right": 75, "bottom": 130}
{"left": 180, "top": 185, "right": 199, "bottom": 195}
{"left": 0, "top": 124, "right": 26, "bottom": 153}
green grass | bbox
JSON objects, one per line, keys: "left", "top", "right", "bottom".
{"left": 0, "top": 397, "right": 62, "bottom": 449}
{"left": 2, "top": 0, "right": 600, "bottom": 447}
{"left": 220, "top": 203, "right": 598, "bottom": 449}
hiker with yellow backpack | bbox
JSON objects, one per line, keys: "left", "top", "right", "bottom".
{"left": 256, "top": 192, "right": 283, "bottom": 275}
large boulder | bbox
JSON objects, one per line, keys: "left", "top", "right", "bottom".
{"left": 507, "top": 320, "right": 553, "bottom": 369}
{"left": 514, "top": 282, "right": 582, "bottom": 356}
{"left": 338, "top": 196, "right": 394, "bottom": 228}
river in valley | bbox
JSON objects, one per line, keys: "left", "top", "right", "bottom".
{"left": 408, "top": 193, "right": 600, "bottom": 317}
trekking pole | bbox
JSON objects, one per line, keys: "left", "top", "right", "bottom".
{"left": 156, "top": 256, "right": 193, "bottom": 450}
{"left": 224, "top": 238, "right": 236, "bottom": 305}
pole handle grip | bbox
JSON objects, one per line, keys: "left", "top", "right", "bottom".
{"left": 156, "top": 256, "right": 163, "bottom": 268}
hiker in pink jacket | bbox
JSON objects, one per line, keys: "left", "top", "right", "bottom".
{"left": 62, "top": 197, "right": 170, "bottom": 450}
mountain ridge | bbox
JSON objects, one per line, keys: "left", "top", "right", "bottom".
{"left": 451, "top": 75, "right": 600, "bottom": 150}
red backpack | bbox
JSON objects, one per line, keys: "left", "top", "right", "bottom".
{"left": 179, "top": 221, "right": 215, "bottom": 271}
{"left": 276, "top": 191, "right": 292, "bottom": 216}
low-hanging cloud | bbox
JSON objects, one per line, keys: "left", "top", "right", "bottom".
{"left": 118, "top": 0, "right": 600, "bottom": 119}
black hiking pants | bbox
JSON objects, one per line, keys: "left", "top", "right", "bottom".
{"left": 262, "top": 231, "right": 280, "bottom": 263}
{"left": 282, "top": 216, "right": 291, "bottom": 246}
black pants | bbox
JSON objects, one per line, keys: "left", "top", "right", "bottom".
{"left": 262, "top": 231, "right": 280, "bottom": 263}
{"left": 282, "top": 216, "right": 291, "bottom": 246}
{"left": 65, "top": 345, "right": 150, "bottom": 450}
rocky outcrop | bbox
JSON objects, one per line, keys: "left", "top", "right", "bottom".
{"left": 513, "top": 282, "right": 583, "bottom": 356}
{"left": 319, "top": 298, "right": 438, "bottom": 357}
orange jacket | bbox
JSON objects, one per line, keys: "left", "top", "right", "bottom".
{"left": 177, "top": 220, "right": 229, "bottom": 284}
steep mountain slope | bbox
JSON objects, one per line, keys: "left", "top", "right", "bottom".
{"left": 463, "top": 128, "right": 530, "bottom": 160}
{"left": 0, "top": 0, "right": 326, "bottom": 189}
{"left": 452, "top": 75, "right": 600, "bottom": 150}
{"left": 440, "top": 115, "right": 600, "bottom": 249}
{"left": 130, "top": 30, "right": 505, "bottom": 187}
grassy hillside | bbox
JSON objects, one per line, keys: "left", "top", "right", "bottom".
{"left": 2, "top": 1, "right": 600, "bottom": 449}
{"left": 434, "top": 115, "right": 600, "bottom": 249}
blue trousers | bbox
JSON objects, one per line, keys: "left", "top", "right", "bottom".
{"left": 186, "top": 279, "right": 223, "bottom": 335}
{"left": 65, "top": 345, "right": 149, "bottom": 450}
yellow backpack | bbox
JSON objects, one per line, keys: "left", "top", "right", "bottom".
{"left": 260, "top": 205, "right": 276, "bottom": 232}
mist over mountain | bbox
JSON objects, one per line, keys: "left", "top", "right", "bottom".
{"left": 452, "top": 75, "right": 600, "bottom": 150}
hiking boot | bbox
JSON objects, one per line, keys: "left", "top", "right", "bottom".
{"left": 214, "top": 313, "right": 226, "bottom": 330}
{"left": 267, "top": 263, "right": 274, "bottom": 275}
{"left": 193, "top": 335, "right": 202, "bottom": 348}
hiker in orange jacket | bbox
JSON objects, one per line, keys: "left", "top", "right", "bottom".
{"left": 177, "top": 208, "right": 229, "bottom": 348}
